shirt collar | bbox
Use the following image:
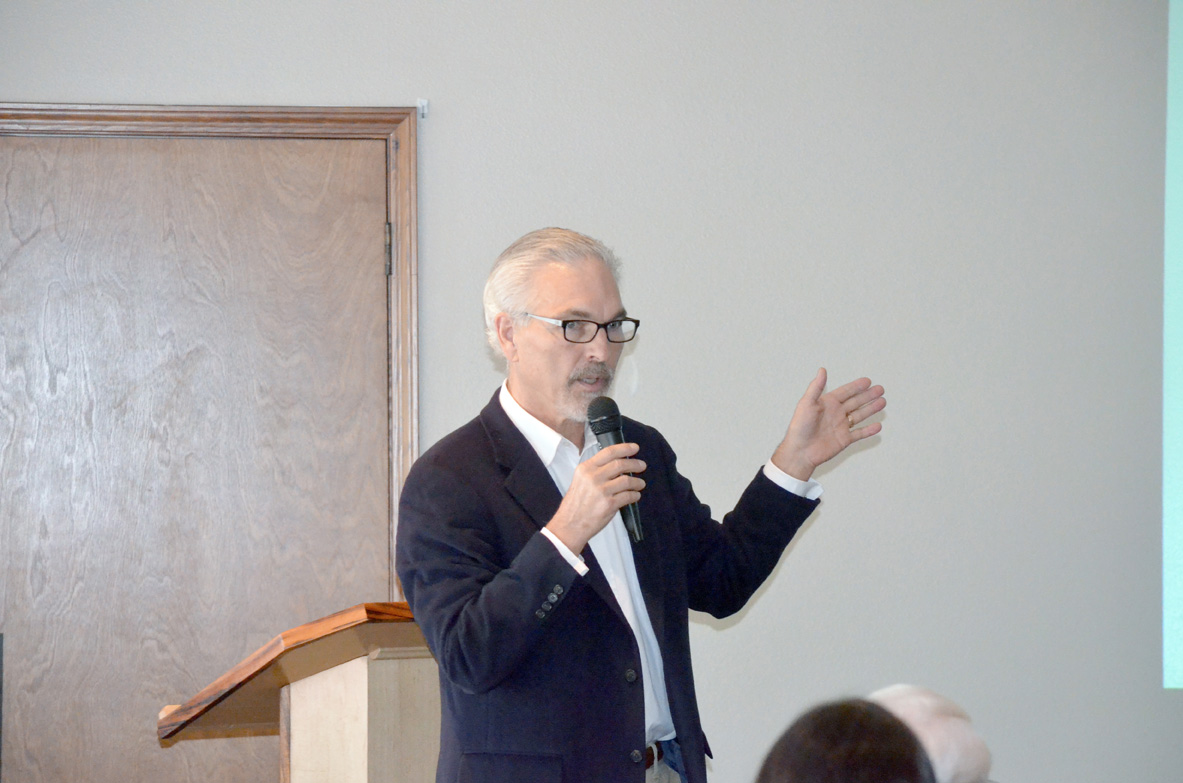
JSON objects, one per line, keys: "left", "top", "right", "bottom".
{"left": 499, "top": 381, "right": 594, "bottom": 466}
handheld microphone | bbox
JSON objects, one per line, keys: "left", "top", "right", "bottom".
{"left": 587, "top": 396, "right": 643, "bottom": 543}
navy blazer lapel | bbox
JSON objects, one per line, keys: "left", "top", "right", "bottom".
{"left": 478, "top": 392, "right": 627, "bottom": 622}
{"left": 577, "top": 547, "right": 623, "bottom": 625}
{"left": 480, "top": 395, "right": 562, "bottom": 529}
{"left": 631, "top": 432, "right": 666, "bottom": 642}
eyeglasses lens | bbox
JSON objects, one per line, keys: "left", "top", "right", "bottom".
{"left": 562, "top": 320, "right": 637, "bottom": 343}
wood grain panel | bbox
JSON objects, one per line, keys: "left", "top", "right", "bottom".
{"left": 0, "top": 107, "right": 414, "bottom": 783}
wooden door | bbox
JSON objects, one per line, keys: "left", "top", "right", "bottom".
{"left": 0, "top": 106, "right": 417, "bottom": 782}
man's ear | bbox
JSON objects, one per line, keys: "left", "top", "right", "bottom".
{"left": 494, "top": 312, "right": 518, "bottom": 363}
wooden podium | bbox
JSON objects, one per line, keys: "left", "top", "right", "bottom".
{"left": 157, "top": 602, "right": 441, "bottom": 782}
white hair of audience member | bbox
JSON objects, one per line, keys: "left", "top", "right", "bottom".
{"left": 868, "top": 684, "right": 992, "bottom": 783}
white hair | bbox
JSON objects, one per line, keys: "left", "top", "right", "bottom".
{"left": 868, "top": 684, "right": 993, "bottom": 783}
{"left": 482, "top": 227, "right": 622, "bottom": 355}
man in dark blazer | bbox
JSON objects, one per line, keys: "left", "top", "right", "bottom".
{"left": 396, "top": 228, "right": 885, "bottom": 783}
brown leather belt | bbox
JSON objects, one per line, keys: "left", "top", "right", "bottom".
{"left": 644, "top": 743, "right": 664, "bottom": 769}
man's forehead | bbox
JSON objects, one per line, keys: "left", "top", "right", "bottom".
{"left": 527, "top": 258, "right": 624, "bottom": 315}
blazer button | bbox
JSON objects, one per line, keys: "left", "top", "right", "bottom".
{"left": 541, "top": 601, "right": 553, "bottom": 611}
{"left": 553, "top": 584, "right": 564, "bottom": 595}
{"left": 548, "top": 592, "right": 559, "bottom": 603}
{"left": 535, "top": 609, "right": 546, "bottom": 620}
{"left": 625, "top": 669, "right": 638, "bottom": 683}
{"left": 630, "top": 749, "right": 643, "bottom": 764}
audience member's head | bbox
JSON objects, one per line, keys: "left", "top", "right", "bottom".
{"left": 755, "top": 698, "right": 937, "bottom": 783}
{"left": 868, "top": 684, "right": 992, "bottom": 783}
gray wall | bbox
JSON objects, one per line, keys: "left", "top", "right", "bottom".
{"left": 2, "top": 2, "right": 1178, "bottom": 780}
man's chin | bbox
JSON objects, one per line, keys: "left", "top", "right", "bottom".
{"left": 563, "top": 385, "right": 612, "bottom": 423}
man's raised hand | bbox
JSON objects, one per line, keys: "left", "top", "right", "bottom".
{"left": 771, "top": 368, "right": 886, "bottom": 481}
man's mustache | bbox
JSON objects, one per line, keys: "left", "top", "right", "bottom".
{"left": 569, "top": 362, "right": 613, "bottom": 386}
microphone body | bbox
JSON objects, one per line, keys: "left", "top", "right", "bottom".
{"left": 587, "top": 396, "right": 643, "bottom": 542}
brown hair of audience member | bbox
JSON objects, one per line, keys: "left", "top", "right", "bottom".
{"left": 755, "top": 698, "right": 937, "bottom": 783}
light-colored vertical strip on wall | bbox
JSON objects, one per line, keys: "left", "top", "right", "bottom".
{"left": 1166, "top": 0, "right": 1183, "bottom": 690}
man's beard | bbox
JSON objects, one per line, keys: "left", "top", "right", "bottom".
{"left": 558, "top": 362, "right": 614, "bottom": 424}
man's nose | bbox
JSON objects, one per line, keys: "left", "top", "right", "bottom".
{"left": 583, "top": 326, "right": 612, "bottom": 358}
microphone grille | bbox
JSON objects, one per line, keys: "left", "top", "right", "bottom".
{"left": 586, "top": 396, "right": 621, "bottom": 435}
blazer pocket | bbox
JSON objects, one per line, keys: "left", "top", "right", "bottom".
{"left": 458, "top": 752, "right": 563, "bottom": 782}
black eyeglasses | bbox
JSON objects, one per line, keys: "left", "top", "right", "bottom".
{"left": 525, "top": 314, "right": 640, "bottom": 344}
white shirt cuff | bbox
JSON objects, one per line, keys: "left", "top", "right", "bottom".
{"left": 540, "top": 527, "right": 589, "bottom": 576}
{"left": 763, "top": 460, "right": 824, "bottom": 500}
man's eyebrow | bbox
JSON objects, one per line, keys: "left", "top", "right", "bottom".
{"left": 562, "top": 307, "right": 629, "bottom": 320}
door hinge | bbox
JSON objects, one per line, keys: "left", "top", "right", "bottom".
{"left": 385, "top": 222, "right": 393, "bottom": 277}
